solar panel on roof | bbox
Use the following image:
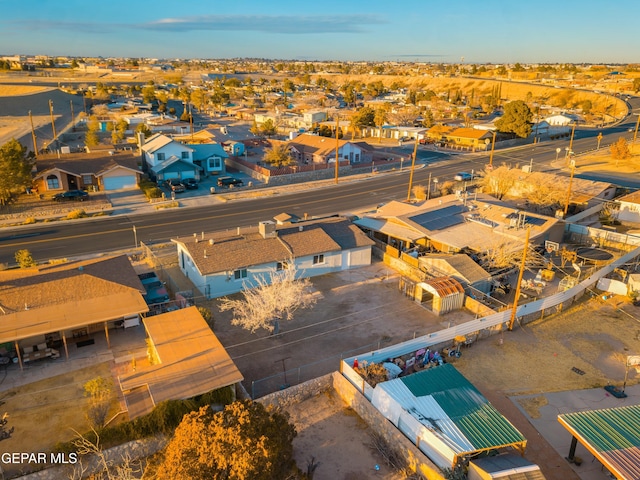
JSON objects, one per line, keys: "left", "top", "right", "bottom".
{"left": 524, "top": 216, "right": 546, "bottom": 226}
{"left": 410, "top": 205, "right": 466, "bottom": 231}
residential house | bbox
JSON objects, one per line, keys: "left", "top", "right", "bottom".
{"left": 172, "top": 217, "right": 375, "bottom": 299}
{"left": 118, "top": 306, "right": 243, "bottom": 419}
{"left": 287, "top": 133, "right": 372, "bottom": 164}
{"left": 0, "top": 256, "right": 148, "bottom": 369}
{"left": 189, "top": 143, "right": 229, "bottom": 176}
{"left": 33, "top": 151, "right": 141, "bottom": 192}
{"left": 354, "top": 194, "right": 563, "bottom": 255}
{"left": 616, "top": 190, "right": 640, "bottom": 224}
{"left": 443, "top": 128, "right": 494, "bottom": 150}
{"left": 140, "top": 133, "right": 198, "bottom": 182}
{"left": 222, "top": 140, "right": 245, "bottom": 157}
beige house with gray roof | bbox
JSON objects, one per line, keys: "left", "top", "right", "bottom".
{"left": 0, "top": 256, "right": 148, "bottom": 369}
{"left": 172, "top": 217, "right": 375, "bottom": 298}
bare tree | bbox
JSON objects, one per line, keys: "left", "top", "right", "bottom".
{"left": 0, "top": 412, "right": 14, "bottom": 441}
{"left": 219, "top": 264, "right": 317, "bottom": 334}
{"left": 478, "top": 165, "right": 519, "bottom": 200}
{"left": 478, "top": 240, "right": 545, "bottom": 271}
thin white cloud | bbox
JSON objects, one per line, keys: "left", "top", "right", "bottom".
{"left": 141, "top": 14, "right": 385, "bottom": 34}
{"left": 5, "top": 14, "right": 385, "bottom": 35}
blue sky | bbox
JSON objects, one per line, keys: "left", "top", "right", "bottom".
{"left": 1, "top": 0, "right": 639, "bottom": 63}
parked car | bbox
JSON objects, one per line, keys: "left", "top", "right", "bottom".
{"left": 454, "top": 172, "right": 473, "bottom": 181}
{"left": 165, "top": 179, "right": 185, "bottom": 193}
{"left": 53, "top": 190, "right": 89, "bottom": 202}
{"left": 183, "top": 178, "right": 198, "bottom": 190}
{"left": 217, "top": 176, "right": 244, "bottom": 188}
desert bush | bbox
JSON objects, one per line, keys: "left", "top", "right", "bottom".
{"left": 22, "top": 217, "right": 36, "bottom": 224}
{"left": 67, "top": 209, "right": 87, "bottom": 219}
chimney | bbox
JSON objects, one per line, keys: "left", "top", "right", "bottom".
{"left": 258, "top": 220, "right": 277, "bottom": 239}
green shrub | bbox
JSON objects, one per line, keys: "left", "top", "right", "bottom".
{"left": 53, "top": 386, "right": 235, "bottom": 452}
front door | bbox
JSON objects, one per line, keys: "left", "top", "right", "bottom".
{"left": 67, "top": 174, "right": 78, "bottom": 190}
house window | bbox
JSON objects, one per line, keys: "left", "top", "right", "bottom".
{"left": 355, "top": 153, "right": 360, "bottom": 162}
{"left": 156, "top": 153, "right": 165, "bottom": 161}
{"left": 313, "top": 254, "right": 324, "bottom": 265}
{"left": 276, "top": 261, "right": 289, "bottom": 271}
{"left": 181, "top": 151, "right": 189, "bottom": 160}
{"left": 46, "top": 175, "right": 59, "bottom": 189}
{"left": 234, "top": 269, "right": 247, "bottom": 280}
{"left": 209, "top": 157, "right": 221, "bottom": 169}
{"left": 82, "top": 174, "right": 93, "bottom": 185}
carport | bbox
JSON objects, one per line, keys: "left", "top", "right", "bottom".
{"left": 558, "top": 404, "right": 640, "bottom": 479}
{"left": 416, "top": 277, "right": 465, "bottom": 315}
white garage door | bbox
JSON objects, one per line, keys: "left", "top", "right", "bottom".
{"left": 103, "top": 175, "right": 138, "bottom": 190}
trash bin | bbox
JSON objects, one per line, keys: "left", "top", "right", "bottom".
{"left": 210, "top": 186, "right": 216, "bottom": 194}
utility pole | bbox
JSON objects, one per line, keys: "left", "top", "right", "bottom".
{"left": 426, "top": 172, "right": 432, "bottom": 201}
{"left": 508, "top": 227, "right": 530, "bottom": 331}
{"left": 567, "top": 122, "right": 576, "bottom": 164}
{"left": 70, "top": 100, "right": 75, "bottom": 132}
{"left": 563, "top": 159, "right": 576, "bottom": 217}
{"left": 488, "top": 130, "right": 497, "bottom": 168}
{"left": 48, "top": 100, "right": 58, "bottom": 150}
{"left": 406, "top": 136, "right": 419, "bottom": 201}
{"left": 334, "top": 115, "right": 340, "bottom": 184}
{"left": 29, "top": 111, "right": 38, "bottom": 158}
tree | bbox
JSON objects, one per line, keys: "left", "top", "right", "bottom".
{"left": 85, "top": 116, "right": 100, "bottom": 147}
{"left": 142, "top": 85, "right": 156, "bottom": 104}
{"left": 263, "top": 143, "right": 295, "bottom": 168}
{"left": 478, "top": 165, "right": 519, "bottom": 200}
{"left": 634, "top": 78, "right": 640, "bottom": 93}
{"left": 610, "top": 137, "right": 631, "bottom": 162}
{"left": 15, "top": 249, "right": 36, "bottom": 268}
{"left": 0, "top": 139, "right": 34, "bottom": 205}
{"left": 111, "top": 118, "right": 128, "bottom": 144}
{"left": 83, "top": 377, "right": 113, "bottom": 428}
{"left": 135, "top": 123, "right": 152, "bottom": 139}
{"left": 351, "top": 107, "right": 376, "bottom": 133}
{"left": 495, "top": 100, "right": 532, "bottom": 138}
{"left": 260, "top": 118, "right": 278, "bottom": 138}
{"left": 219, "top": 264, "right": 316, "bottom": 334}
{"left": 156, "top": 401, "right": 298, "bottom": 480}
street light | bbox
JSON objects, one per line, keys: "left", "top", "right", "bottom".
{"left": 132, "top": 225, "right": 138, "bottom": 248}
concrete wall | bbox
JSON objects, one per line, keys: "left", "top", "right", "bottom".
{"left": 331, "top": 372, "right": 444, "bottom": 480}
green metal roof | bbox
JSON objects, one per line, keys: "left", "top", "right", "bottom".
{"left": 558, "top": 404, "right": 640, "bottom": 479}
{"left": 401, "top": 364, "right": 526, "bottom": 452}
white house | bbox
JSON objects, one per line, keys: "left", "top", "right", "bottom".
{"left": 140, "top": 133, "right": 197, "bottom": 181}
{"left": 172, "top": 217, "right": 375, "bottom": 299}
{"left": 617, "top": 190, "right": 640, "bottom": 224}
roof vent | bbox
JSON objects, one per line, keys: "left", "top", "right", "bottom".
{"left": 209, "top": 239, "right": 214, "bottom": 245}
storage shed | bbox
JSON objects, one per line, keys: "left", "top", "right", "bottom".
{"left": 469, "top": 454, "right": 545, "bottom": 480}
{"left": 416, "top": 277, "right": 465, "bottom": 315}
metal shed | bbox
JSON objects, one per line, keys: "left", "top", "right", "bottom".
{"left": 417, "top": 277, "right": 465, "bottom": 315}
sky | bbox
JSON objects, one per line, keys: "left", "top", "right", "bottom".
{"left": 1, "top": 0, "right": 640, "bottom": 64}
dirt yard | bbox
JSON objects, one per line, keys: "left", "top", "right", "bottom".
{"left": 455, "top": 295, "right": 640, "bottom": 398}
{"left": 0, "top": 362, "right": 121, "bottom": 478}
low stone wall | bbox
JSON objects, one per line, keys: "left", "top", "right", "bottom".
{"left": 256, "top": 373, "right": 332, "bottom": 410}
{"left": 331, "top": 372, "right": 444, "bottom": 480}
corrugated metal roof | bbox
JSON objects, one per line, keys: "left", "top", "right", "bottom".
{"left": 354, "top": 217, "right": 426, "bottom": 241}
{"left": 558, "top": 404, "right": 640, "bottom": 480}
{"left": 401, "top": 365, "right": 526, "bottom": 452}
